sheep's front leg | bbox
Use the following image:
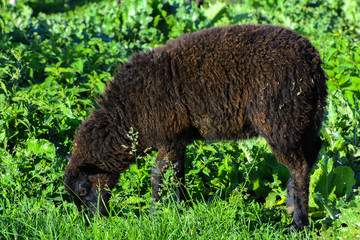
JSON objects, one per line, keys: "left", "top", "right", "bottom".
{"left": 172, "top": 152, "right": 187, "bottom": 202}
{"left": 150, "top": 146, "right": 187, "bottom": 211}
{"left": 151, "top": 151, "right": 168, "bottom": 208}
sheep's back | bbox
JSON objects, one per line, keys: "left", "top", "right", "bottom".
{"left": 162, "top": 24, "right": 327, "bottom": 144}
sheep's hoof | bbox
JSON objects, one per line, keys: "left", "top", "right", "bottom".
{"left": 286, "top": 221, "right": 308, "bottom": 234}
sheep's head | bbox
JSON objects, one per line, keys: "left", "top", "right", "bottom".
{"left": 64, "top": 155, "right": 118, "bottom": 217}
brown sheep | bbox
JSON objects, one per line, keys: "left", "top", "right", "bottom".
{"left": 64, "top": 24, "right": 327, "bottom": 229}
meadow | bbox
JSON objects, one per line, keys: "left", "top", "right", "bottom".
{"left": 0, "top": 0, "right": 359, "bottom": 239}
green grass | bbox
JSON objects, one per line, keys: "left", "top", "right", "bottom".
{"left": 0, "top": 196, "right": 311, "bottom": 239}
{"left": 1, "top": 0, "right": 360, "bottom": 238}
{"left": 2, "top": 193, "right": 359, "bottom": 239}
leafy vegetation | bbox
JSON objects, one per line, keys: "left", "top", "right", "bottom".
{"left": 0, "top": 0, "right": 359, "bottom": 238}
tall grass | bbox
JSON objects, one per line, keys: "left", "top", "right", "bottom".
{"left": 1, "top": 0, "right": 360, "bottom": 239}
{"left": 0, "top": 194, "right": 321, "bottom": 240}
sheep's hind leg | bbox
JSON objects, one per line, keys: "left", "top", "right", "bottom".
{"left": 150, "top": 146, "right": 187, "bottom": 211}
{"left": 271, "top": 134, "right": 322, "bottom": 229}
{"left": 286, "top": 178, "right": 295, "bottom": 215}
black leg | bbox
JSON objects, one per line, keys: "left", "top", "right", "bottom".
{"left": 150, "top": 146, "right": 187, "bottom": 211}
{"left": 172, "top": 153, "right": 187, "bottom": 202}
{"left": 290, "top": 164, "right": 311, "bottom": 228}
{"left": 150, "top": 151, "right": 168, "bottom": 211}
{"left": 286, "top": 178, "right": 294, "bottom": 214}
{"left": 271, "top": 134, "right": 321, "bottom": 229}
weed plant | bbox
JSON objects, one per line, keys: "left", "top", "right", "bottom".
{"left": 1, "top": 0, "right": 360, "bottom": 238}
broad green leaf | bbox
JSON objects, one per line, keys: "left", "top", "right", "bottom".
{"left": 0, "top": 80, "right": 8, "bottom": 95}
{"left": 26, "top": 138, "right": 55, "bottom": 158}
{"left": 265, "top": 192, "right": 278, "bottom": 208}
{"left": 70, "top": 60, "right": 84, "bottom": 73}
{"left": 333, "top": 166, "right": 356, "bottom": 198}
{"left": 309, "top": 156, "right": 335, "bottom": 208}
{"left": 62, "top": 107, "right": 74, "bottom": 119}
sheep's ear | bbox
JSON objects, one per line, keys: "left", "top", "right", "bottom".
{"left": 66, "top": 155, "right": 72, "bottom": 162}
{"left": 78, "top": 162, "right": 106, "bottom": 175}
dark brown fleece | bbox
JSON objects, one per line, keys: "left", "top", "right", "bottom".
{"left": 65, "top": 24, "right": 327, "bottom": 227}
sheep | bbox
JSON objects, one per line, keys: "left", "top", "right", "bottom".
{"left": 64, "top": 24, "right": 327, "bottom": 229}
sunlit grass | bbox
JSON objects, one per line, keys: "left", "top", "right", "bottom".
{"left": 3, "top": 192, "right": 359, "bottom": 239}
{"left": 0, "top": 0, "right": 359, "bottom": 239}
{"left": 0, "top": 194, "right": 321, "bottom": 240}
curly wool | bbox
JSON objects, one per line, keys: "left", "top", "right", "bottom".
{"left": 68, "top": 23, "right": 327, "bottom": 175}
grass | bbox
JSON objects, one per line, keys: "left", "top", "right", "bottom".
{"left": 0, "top": 196, "right": 307, "bottom": 239}
{"left": 2, "top": 192, "right": 359, "bottom": 239}
{"left": 1, "top": 0, "right": 360, "bottom": 239}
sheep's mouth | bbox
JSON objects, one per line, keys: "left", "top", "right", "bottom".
{"left": 85, "top": 207, "right": 109, "bottom": 218}
{"left": 74, "top": 199, "right": 109, "bottom": 218}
